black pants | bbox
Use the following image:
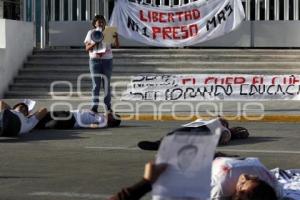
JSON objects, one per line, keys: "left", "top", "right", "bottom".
{"left": 0, "top": 109, "right": 21, "bottom": 137}
{"left": 35, "top": 111, "right": 76, "bottom": 129}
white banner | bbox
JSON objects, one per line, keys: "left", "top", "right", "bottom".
{"left": 121, "top": 74, "right": 300, "bottom": 101}
{"left": 109, "top": 0, "right": 245, "bottom": 47}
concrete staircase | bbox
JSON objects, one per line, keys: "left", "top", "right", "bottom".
{"left": 4, "top": 48, "right": 300, "bottom": 117}
{"left": 5, "top": 48, "right": 300, "bottom": 99}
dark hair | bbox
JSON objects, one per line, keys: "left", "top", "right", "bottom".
{"left": 233, "top": 179, "right": 278, "bottom": 200}
{"left": 107, "top": 113, "right": 121, "bottom": 128}
{"left": 92, "top": 15, "right": 106, "bottom": 28}
{"left": 249, "top": 179, "right": 277, "bottom": 200}
{"left": 177, "top": 145, "right": 198, "bottom": 156}
{"left": 13, "top": 103, "right": 29, "bottom": 116}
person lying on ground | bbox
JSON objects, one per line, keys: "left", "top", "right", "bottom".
{"left": 211, "top": 157, "right": 282, "bottom": 200}
{"left": 0, "top": 100, "right": 47, "bottom": 137}
{"left": 138, "top": 117, "right": 249, "bottom": 151}
{"left": 108, "top": 157, "right": 281, "bottom": 200}
{"left": 35, "top": 110, "right": 121, "bottom": 129}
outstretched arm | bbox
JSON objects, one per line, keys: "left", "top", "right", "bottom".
{"left": 109, "top": 162, "right": 168, "bottom": 200}
{"left": 33, "top": 108, "right": 48, "bottom": 120}
{"left": 20, "top": 108, "right": 48, "bottom": 134}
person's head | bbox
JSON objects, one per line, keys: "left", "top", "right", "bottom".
{"left": 177, "top": 144, "right": 198, "bottom": 171}
{"left": 13, "top": 103, "right": 29, "bottom": 116}
{"left": 92, "top": 15, "right": 106, "bottom": 29}
{"left": 107, "top": 113, "right": 121, "bottom": 128}
{"left": 232, "top": 174, "right": 277, "bottom": 200}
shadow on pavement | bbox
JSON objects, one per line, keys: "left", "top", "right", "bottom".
{"left": 0, "top": 130, "right": 85, "bottom": 143}
{"left": 118, "top": 124, "right": 152, "bottom": 128}
{"left": 227, "top": 136, "right": 283, "bottom": 146}
{"left": 0, "top": 176, "right": 45, "bottom": 179}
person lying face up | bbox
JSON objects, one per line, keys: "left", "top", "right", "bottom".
{"left": 0, "top": 100, "right": 47, "bottom": 137}
{"left": 35, "top": 110, "right": 121, "bottom": 129}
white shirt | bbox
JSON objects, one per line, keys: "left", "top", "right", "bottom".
{"left": 211, "top": 157, "right": 283, "bottom": 200}
{"left": 153, "top": 157, "right": 282, "bottom": 200}
{"left": 72, "top": 110, "right": 107, "bottom": 128}
{"left": 11, "top": 110, "right": 39, "bottom": 135}
{"left": 84, "top": 29, "right": 113, "bottom": 59}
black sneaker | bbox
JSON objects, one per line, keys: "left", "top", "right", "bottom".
{"left": 230, "top": 127, "right": 249, "bottom": 140}
{"left": 137, "top": 140, "right": 161, "bottom": 151}
{"left": 90, "top": 107, "right": 98, "bottom": 113}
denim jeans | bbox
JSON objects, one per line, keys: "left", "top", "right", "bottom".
{"left": 89, "top": 58, "right": 113, "bottom": 112}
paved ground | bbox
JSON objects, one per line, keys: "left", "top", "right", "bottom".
{"left": 5, "top": 99, "right": 300, "bottom": 117}
{"left": 0, "top": 120, "right": 300, "bottom": 200}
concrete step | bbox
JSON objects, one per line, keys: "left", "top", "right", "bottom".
{"left": 23, "top": 61, "right": 300, "bottom": 68}
{"left": 23, "top": 60, "right": 300, "bottom": 70}
{"left": 32, "top": 48, "right": 300, "bottom": 55}
{"left": 27, "top": 54, "right": 300, "bottom": 62}
{"left": 14, "top": 75, "right": 130, "bottom": 82}
{"left": 7, "top": 48, "right": 300, "bottom": 100}
{"left": 9, "top": 83, "right": 128, "bottom": 92}
{"left": 5, "top": 91, "right": 124, "bottom": 99}
{"left": 18, "top": 67, "right": 300, "bottom": 75}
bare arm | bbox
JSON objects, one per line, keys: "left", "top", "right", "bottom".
{"left": 85, "top": 42, "right": 97, "bottom": 52}
{"left": 32, "top": 108, "right": 48, "bottom": 120}
{"left": 109, "top": 162, "right": 168, "bottom": 200}
{"left": 0, "top": 100, "right": 10, "bottom": 111}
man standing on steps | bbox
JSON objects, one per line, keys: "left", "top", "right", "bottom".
{"left": 84, "top": 15, "right": 120, "bottom": 113}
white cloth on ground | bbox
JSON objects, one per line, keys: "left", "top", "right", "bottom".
{"left": 271, "top": 168, "right": 300, "bottom": 200}
{"left": 72, "top": 110, "right": 107, "bottom": 128}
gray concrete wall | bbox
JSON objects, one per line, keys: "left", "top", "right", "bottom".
{"left": 49, "top": 21, "right": 91, "bottom": 47}
{"left": 0, "top": 19, "right": 5, "bottom": 48}
{"left": 0, "top": 19, "right": 34, "bottom": 98}
{"left": 253, "top": 21, "right": 300, "bottom": 47}
{"left": 0, "top": 0, "right": 3, "bottom": 19}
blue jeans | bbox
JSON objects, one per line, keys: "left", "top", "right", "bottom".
{"left": 89, "top": 58, "right": 113, "bottom": 112}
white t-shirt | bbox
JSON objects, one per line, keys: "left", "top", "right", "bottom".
{"left": 84, "top": 29, "right": 113, "bottom": 59}
{"left": 72, "top": 110, "right": 107, "bottom": 128}
{"left": 11, "top": 110, "right": 39, "bottom": 135}
{"left": 211, "top": 157, "right": 283, "bottom": 200}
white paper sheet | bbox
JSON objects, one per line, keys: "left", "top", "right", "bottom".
{"left": 23, "top": 99, "right": 36, "bottom": 113}
{"left": 103, "top": 26, "right": 117, "bottom": 44}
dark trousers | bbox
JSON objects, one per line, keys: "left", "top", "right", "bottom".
{"left": 35, "top": 111, "right": 76, "bottom": 129}
{"left": 0, "top": 109, "right": 21, "bottom": 137}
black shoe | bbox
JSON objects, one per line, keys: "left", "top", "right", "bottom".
{"left": 107, "top": 109, "right": 113, "bottom": 114}
{"left": 137, "top": 140, "right": 161, "bottom": 151}
{"left": 90, "top": 107, "right": 98, "bottom": 113}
